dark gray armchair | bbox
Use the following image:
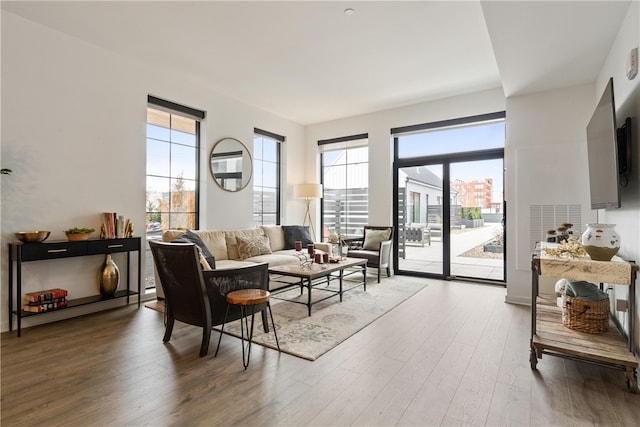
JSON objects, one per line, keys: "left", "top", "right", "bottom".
{"left": 149, "top": 240, "right": 269, "bottom": 357}
{"left": 344, "top": 226, "right": 394, "bottom": 282}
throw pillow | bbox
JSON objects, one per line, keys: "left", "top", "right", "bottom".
{"left": 363, "top": 228, "right": 391, "bottom": 250}
{"left": 196, "top": 247, "right": 213, "bottom": 270}
{"left": 282, "top": 225, "right": 314, "bottom": 250}
{"left": 260, "top": 225, "right": 285, "bottom": 251}
{"left": 172, "top": 230, "right": 216, "bottom": 269}
{"left": 236, "top": 235, "right": 272, "bottom": 260}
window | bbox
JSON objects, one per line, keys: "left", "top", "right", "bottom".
{"left": 319, "top": 134, "right": 368, "bottom": 240}
{"left": 253, "top": 129, "right": 283, "bottom": 226}
{"left": 397, "top": 114, "right": 505, "bottom": 159}
{"left": 145, "top": 96, "right": 205, "bottom": 290}
{"left": 409, "top": 191, "right": 420, "bottom": 223}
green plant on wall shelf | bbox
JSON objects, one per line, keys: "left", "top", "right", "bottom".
{"left": 1, "top": 168, "right": 12, "bottom": 175}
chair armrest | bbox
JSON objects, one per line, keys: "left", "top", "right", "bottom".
{"left": 379, "top": 240, "right": 393, "bottom": 267}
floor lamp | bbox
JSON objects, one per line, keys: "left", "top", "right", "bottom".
{"left": 294, "top": 183, "right": 323, "bottom": 241}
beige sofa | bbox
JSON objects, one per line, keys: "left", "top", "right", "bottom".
{"left": 155, "top": 225, "right": 329, "bottom": 298}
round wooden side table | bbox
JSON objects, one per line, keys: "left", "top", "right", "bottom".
{"left": 215, "top": 289, "right": 280, "bottom": 369}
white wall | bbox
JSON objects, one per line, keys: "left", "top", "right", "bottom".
{"left": 594, "top": 1, "right": 640, "bottom": 351}
{"left": 0, "top": 12, "right": 305, "bottom": 332}
{"left": 504, "top": 84, "right": 597, "bottom": 304}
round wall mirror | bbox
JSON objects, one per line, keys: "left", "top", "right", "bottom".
{"left": 209, "top": 137, "right": 252, "bottom": 192}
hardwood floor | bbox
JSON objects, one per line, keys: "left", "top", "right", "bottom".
{"left": 2, "top": 279, "right": 639, "bottom": 426}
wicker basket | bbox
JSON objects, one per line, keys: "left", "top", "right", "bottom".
{"left": 562, "top": 294, "right": 609, "bottom": 333}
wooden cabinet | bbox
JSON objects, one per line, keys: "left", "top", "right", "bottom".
{"left": 530, "top": 252, "right": 638, "bottom": 392}
{"left": 7, "top": 237, "right": 141, "bottom": 336}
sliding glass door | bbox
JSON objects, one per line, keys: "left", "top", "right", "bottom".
{"left": 397, "top": 164, "right": 445, "bottom": 276}
{"left": 393, "top": 113, "right": 505, "bottom": 283}
{"left": 449, "top": 158, "right": 504, "bottom": 281}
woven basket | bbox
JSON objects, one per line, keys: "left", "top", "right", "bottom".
{"left": 562, "top": 294, "right": 609, "bottom": 333}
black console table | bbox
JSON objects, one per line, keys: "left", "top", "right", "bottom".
{"left": 7, "top": 237, "right": 141, "bottom": 336}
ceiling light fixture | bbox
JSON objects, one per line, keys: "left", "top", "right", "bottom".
{"left": 344, "top": 8, "right": 355, "bottom": 16}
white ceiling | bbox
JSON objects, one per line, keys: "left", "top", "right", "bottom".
{"left": 2, "top": 1, "right": 632, "bottom": 125}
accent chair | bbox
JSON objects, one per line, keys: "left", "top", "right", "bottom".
{"left": 344, "top": 226, "right": 394, "bottom": 283}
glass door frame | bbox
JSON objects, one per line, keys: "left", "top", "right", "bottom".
{"left": 393, "top": 147, "right": 505, "bottom": 282}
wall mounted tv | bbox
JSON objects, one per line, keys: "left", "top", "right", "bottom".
{"left": 586, "top": 77, "right": 622, "bottom": 210}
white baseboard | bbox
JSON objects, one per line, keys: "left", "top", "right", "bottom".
{"left": 504, "top": 295, "right": 531, "bottom": 306}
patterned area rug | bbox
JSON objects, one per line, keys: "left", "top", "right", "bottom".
{"left": 146, "top": 275, "right": 428, "bottom": 361}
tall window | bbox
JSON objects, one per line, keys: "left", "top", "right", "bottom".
{"left": 253, "top": 129, "right": 282, "bottom": 226}
{"left": 319, "top": 134, "right": 368, "bottom": 240}
{"left": 145, "top": 96, "right": 205, "bottom": 290}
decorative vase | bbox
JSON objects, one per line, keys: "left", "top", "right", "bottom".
{"left": 99, "top": 254, "right": 120, "bottom": 297}
{"left": 330, "top": 243, "right": 342, "bottom": 261}
{"left": 581, "top": 224, "right": 620, "bottom": 261}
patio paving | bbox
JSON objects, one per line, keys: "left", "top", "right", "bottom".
{"left": 397, "top": 222, "right": 504, "bottom": 281}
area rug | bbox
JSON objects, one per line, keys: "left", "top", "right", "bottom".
{"left": 145, "top": 275, "right": 428, "bottom": 361}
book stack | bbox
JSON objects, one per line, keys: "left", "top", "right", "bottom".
{"left": 102, "top": 212, "right": 133, "bottom": 239}
{"left": 23, "top": 288, "right": 68, "bottom": 313}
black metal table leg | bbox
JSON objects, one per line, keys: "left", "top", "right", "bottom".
{"left": 307, "top": 278, "right": 312, "bottom": 316}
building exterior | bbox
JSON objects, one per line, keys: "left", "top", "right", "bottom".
{"left": 451, "top": 178, "right": 493, "bottom": 208}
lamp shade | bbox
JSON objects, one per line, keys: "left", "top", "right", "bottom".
{"left": 294, "top": 183, "right": 323, "bottom": 199}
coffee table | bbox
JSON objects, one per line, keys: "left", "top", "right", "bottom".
{"left": 267, "top": 257, "right": 367, "bottom": 316}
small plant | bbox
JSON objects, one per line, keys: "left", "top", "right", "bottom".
{"left": 492, "top": 227, "right": 504, "bottom": 246}
{"left": 1, "top": 168, "right": 12, "bottom": 175}
{"left": 64, "top": 227, "right": 95, "bottom": 234}
{"left": 462, "top": 207, "right": 483, "bottom": 220}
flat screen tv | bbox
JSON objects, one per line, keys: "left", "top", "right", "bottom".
{"left": 586, "top": 77, "right": 620, "bottom": 209}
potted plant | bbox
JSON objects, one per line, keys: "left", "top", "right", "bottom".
{"left": 64, "top": 227, "right": 95, "bottom": 241}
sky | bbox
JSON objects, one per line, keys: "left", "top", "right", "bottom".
{"left": 397, "top": 121, "right": 505, "bottom": 202}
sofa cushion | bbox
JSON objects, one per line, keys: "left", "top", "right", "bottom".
{"left": 163, "top": 229, "right": 228, "bottom": 260}
{"left": 245, "top": 250, "right": 302, "bottom": 265}
{"left": 363, "top": 228, "right": 392, "bottom": 250}
{"left": 236, "top": 235, "right": 272, "bottom": 260}
{"left": 225, "top": 228, "right": 266, "bottom": 260}
{"left": 261, "top": 225, "right": 285, "bottom": 251}
{"left": 214, "top": 259, "right": 257, "bottom": 270}
{"left": 171, "top": 230, "right": 216, "bottom": 268}
{"left": 282, "top": 225, "right": 314, "bottom": 249}
{"left": 345, "top": 249, "right": 380, "bottom": 264}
